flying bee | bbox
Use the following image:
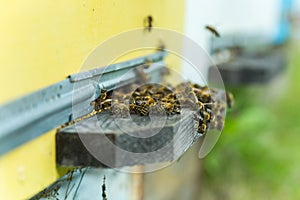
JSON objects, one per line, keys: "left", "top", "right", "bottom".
{"left": 226, "top": 92, "right": 234, "bottom": 109}
{"left": 156, "top": 40, "right": 166, "bottom": 51}
{"left": 160, "top": 67, "right": 170, "bottom": 76}
{"left": 134, "top": 68, "right": 150, "bottom": 83}
{"left": 102, "top": 176, "right": 107, "bottom": 200}
{"left": 143, "top": 59, "right": 152, "bottom": 69}
{"left": 205, "top": 25, "right": 220, "bottom": 37}
{"left": 144, "top": 15, "right": 153, "bottom": 32}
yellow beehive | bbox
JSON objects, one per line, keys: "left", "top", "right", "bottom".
{"left": 0, "top": 1, "right": 185, "bottom": 199}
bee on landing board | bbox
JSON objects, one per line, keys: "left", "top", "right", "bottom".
{"left": 198, "top": 123, "right": 207, "bottom": 135}
{"left": 90, "top": 89, "right": 108, "bottom": 108}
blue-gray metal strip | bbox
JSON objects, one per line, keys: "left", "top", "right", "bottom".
{"left": 0, "top": 51, "right": 167, "bottom": 156}
{"left": 69, "top": 51, "right": 167, "bottom": 82}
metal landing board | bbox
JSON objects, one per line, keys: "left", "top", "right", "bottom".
{"left": 0, "top": 51, "right": 167, "bottom": 155}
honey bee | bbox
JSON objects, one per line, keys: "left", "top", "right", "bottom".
{"left": 143, "top": 96, "right": 156, "bottom": 106}
{"left": 198, "top": 92, "right": 212, "bottom": 103}
{"left": 152, "top": 93, "right": 163, "bottom": 100}
{"left": 208, "top": 120, "right": 218, "bottom": 130}
{"left": 217, "top": 120, "right": 224, "bottom": 131}
{"left": 197, "top": 101, "right": 204, "bottom": 110}
{"left": 209, "top": 114, "right": 224, "bottom": 131}
{"left": 156, "top": 85, "right": 172, "bottom": 95}
{"left": 133, "top": 104, "right": 149, "bottom": 116}
{"left": 144, "top": 15, "right": 153, "bottom": 32}
{"left": 156, "top": 39, "right": 166, "bottom": 51}
{"left": 165, "top": 93, "right": 175, "bottom": 99}
{"left": 162, "top": 102, "right": 174, "bottom": 115}
{"left": 202, "top": 111, "right": 211, "bottom": 122}
{"left": 132, "top": 91, "right": 141, "bottom": 98}
{"left": 164, "top": 94, "right": 177, "bottom": 105}
{"left": 179, "top": 98, "right": 197, "bottom": 109}
{"left": 91, "top": 89, "right": 108, "bottom": 108}
{"left": 218, "top": 104, "right": 226, "bottom": 113}
{"left": 143, "top": 59, "right": 152, "bottom": 69}
{"left": 191, "top": 83, "right": 207, "bottom": 90}
{"left": 160, "top": 67, "right": 170, "bottom": 76}
{"left": 197, "top": 123, "right": 207, "bottom": 135}
{"left": 111, "top": 103, "right": 129, "bottom": 118}
{"left": 173, "top": 106, "right": 181, "bottom": 114}
{"left": 205, "top": 25, "right": 220, "bottom": 37}
{"left": 111, "top": 91, "right": 124, "bottom": 102}
{"left": 193, "top": 114, "right": 207, "bottom": 135}
{"left": 148, "top": 103, "right": 164, "bottom": 115}
{"left": 134, "top": 68, "right": 150, "bottom": 83}
{"left": 100, "top": 99, "right": 112, "bottom": 111}
{"left": 102, "top": 176, "right": 107, "bottom": 200}
{"left": 226, "top": 92, "right": 234, "bottom": 109}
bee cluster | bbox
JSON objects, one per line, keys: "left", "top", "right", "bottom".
{"left": 90, "top": 82, "right": 233, "bottom": 136}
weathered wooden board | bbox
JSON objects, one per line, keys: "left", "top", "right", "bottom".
{"left": 56, "top": 109, "right": 202, "bottom": 168}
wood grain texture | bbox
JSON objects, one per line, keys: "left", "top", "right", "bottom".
{"left": 56, "top": 109, "right": 201, "bottom": 168}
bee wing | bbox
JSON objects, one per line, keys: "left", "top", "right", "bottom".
{"left": 198, "top": 129, "right": 221, "bottom": 159}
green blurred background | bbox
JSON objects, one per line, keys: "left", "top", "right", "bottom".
{"left": 199, "top": 38, "right": 300, "bottom": 199}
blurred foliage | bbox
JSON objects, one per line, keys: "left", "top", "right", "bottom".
{"left": 199, "top": 42, "right": 300, "bottom": 200}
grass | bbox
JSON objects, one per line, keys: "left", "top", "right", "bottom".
{"left": 199, "top": 41, "right": 300, "bottom": 200}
